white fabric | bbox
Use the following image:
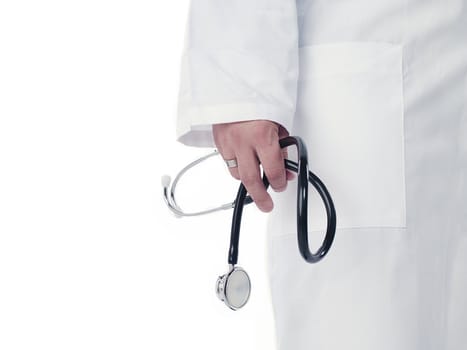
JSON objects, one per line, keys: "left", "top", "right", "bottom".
{"left": 176, "top": 0, "right": 298, "bottom": 147}
{"left": 176, "top": 0, "right": 467, "bottom": 349}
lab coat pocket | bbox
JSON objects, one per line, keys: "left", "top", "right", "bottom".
{"left": 271, "top": 42, "right": 406, "bottom": 235}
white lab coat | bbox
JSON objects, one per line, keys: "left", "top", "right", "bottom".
{"left": 176, "top": 1, "right": 467, "bottom": 349}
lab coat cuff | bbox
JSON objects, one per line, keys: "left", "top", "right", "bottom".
{"left": 176, "top": 103, "right": 294, "bottom": 148}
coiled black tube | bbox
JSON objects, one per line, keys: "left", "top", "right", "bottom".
{"left": 228, "top": 136, "right": 336, "bottom": 265}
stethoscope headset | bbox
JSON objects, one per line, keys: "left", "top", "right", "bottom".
{"left": 163, "top": 136, "right": 336, "bottom": 310}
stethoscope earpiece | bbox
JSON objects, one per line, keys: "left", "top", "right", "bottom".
{"left": 216, "top": 265, "right": 251, "bottom": 311}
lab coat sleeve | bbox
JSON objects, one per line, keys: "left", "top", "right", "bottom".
{"left": 176, "top": 0, "right": 299, "bottom": 147}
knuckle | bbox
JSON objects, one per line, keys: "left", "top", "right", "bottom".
{"left": 230, "top": 127, "right": 243, "bottom": 142}
{"left": 229, "top": 170, "right": 240, "bottom": 180}
{"left": 241, "top": 173, "right": 260, "bottom": 187}
{"left": 252, "top": 123, "right": 268, "bottom": 138}
{"left": 266, "top": 167, "right": 285, "bottom": 184}
{"left": 218, "top": 135, "right": 228, "bottom": 147}
{"left": 252, "top": 123, "right": 278, "bottom": 145}
{"left": 213, "top": 135, "right": 227, "bottom": 151}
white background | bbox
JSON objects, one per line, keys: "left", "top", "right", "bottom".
{"left": 0, "top": 1, "right": 276, "bottom": 349}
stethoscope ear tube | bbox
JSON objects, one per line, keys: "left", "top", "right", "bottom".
{"left": 228, "top": 136, "right": 336, "bottom": 266}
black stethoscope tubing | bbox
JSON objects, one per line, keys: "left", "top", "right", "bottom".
{"left": 229, "top": 136, "right": 337, "bottom": 265}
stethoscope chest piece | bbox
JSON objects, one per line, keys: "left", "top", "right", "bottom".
{"left": 216, "top": 265, "right": 251, "bottom": 311}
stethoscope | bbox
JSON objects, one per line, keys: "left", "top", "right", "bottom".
{"left": 162, "top": 136, "right": 336, "bottom": 310}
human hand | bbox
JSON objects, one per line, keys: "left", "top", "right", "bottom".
{"left": 212, "top": 120, "right": 294, "bottom": 212}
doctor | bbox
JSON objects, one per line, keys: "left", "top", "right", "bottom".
{"left": 176, "top": 1, "right": 467, "bottom": 349}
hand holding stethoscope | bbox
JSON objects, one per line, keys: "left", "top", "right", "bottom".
{"left": 162, "top": 133, "right": 336, "bottom": 310}
{"left": 212, "top": 121, "right": 293, "bottom": 214}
